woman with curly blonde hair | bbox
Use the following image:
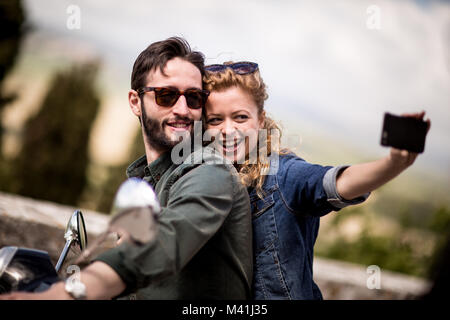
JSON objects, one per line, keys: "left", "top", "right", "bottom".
{"left": 203, "top": 61, "right": 430, "bottom": 300}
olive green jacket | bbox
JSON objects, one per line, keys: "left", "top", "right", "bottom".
{"left": 95, "top": 146, "right": 252, "bottom": 299}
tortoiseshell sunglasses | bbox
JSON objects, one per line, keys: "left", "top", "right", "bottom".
{"left": 136, "top": 87, "right": 210, "bottom": 109}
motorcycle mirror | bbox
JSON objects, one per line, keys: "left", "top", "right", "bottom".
{"left": 75, "top": 178, "right": 159, "bottom": 265}
{"left": 55, "top": 210, "right": 88, "bottom": 272}
{"left": 76, "top": 210, "right": 88, "bottom": 251}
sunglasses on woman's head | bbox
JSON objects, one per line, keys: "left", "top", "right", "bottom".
{"left": 136, "top": 87, "right": 210, "bottom": 109}
{"left": 205, "top": 61, "right": 259, "bottom": 75}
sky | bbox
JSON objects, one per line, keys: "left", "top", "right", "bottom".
{"left": 17, "top": 0, "right": 450, "bottom": 182}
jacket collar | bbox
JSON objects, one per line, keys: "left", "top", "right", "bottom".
{"left": 126, "top": 151, "right": 172, "bottom": 184}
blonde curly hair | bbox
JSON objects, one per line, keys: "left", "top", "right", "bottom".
{"left": 203, "top": 62, "right": 289, "bottom": 199}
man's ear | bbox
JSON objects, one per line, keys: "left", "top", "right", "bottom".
{"left": 129, "top": 90, "right": 142, "bottom": 117}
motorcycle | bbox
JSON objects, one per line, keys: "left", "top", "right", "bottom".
{"left": 0, "top": 177, "right": 159, "bottom": 294}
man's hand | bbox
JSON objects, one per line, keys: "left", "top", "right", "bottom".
{"left": 0, "top": 291, "right": 45, "bottom": 300}
{"left": 387, "top": 111, "right": 431, "bottom": 169}
{"left": 0, "top": 285, "right": 71, "bottom": 300}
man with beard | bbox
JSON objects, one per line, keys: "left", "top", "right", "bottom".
{"left": 0, "top": 37, "right": 252, "bottom": 300}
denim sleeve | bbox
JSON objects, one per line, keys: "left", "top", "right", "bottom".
{"left": 323, "top": 165, "right": 370, "bottom": 209}
{"left": 277, "top": 155, "right": 335, "bottom": 217}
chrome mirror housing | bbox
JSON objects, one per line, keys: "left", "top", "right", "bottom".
{"left": 55, "top": 210, "right": 88, "bottom": 272}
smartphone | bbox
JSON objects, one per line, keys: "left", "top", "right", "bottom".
{"left": 380, "top": 112, "right": 428, "bottom": 153}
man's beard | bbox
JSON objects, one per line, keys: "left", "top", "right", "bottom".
{"left": 141, "top": 100, "right": 193, "bottom": 152}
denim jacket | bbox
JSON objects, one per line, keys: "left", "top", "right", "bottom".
{"left": 250, "top": 153, "right": 369, "bottom": 300}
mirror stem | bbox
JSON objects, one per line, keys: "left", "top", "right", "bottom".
{"left": 55, "top": 239, "right": 73, "bottom": 272}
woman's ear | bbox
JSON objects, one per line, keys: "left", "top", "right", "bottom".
{"left": 259, "top": 110, "right": 266, "bottom": 129}
{"left": 129, "top": 90, "right": 142, "bottom": 117}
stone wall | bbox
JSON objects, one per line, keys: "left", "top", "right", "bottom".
{"left": 0, "top": 191, "right": 432, "bottom": 299}
{"left": 0, "top": 191, "right": 109, "bottom": 274}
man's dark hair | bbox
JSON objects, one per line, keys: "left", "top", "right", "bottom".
{"left": 131, "top": 37, "right": 205, "bottom": 90}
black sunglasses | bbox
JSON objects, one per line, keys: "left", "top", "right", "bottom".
{"left": 136, "top": 86, "right": 210, "bottom": 109}
{"left": 205, "top": 61, "right": 259, "bottom": 75}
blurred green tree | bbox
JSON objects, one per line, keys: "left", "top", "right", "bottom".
{"left": 0, "top": 0, "right": 26, "bottom": 116}
{"left": 13, "top": 62, "right": 101, "bottom": 206}
{"left": 94, "top": 128, "right": 145, "bottom": 213}
{"left": 317, "top": 227, "right": 427, "bottom": 277}
{"left": 316, "top": 204, "right": 450, "bottom": 278}
{"left": 0, "top": 0, "right": 26, "bottom": 183}
{"left": 427, "top": 206, "right": 450, "bottom": 279}
{"left": 428, "top": 206, "right": 450, "bottom": 234}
